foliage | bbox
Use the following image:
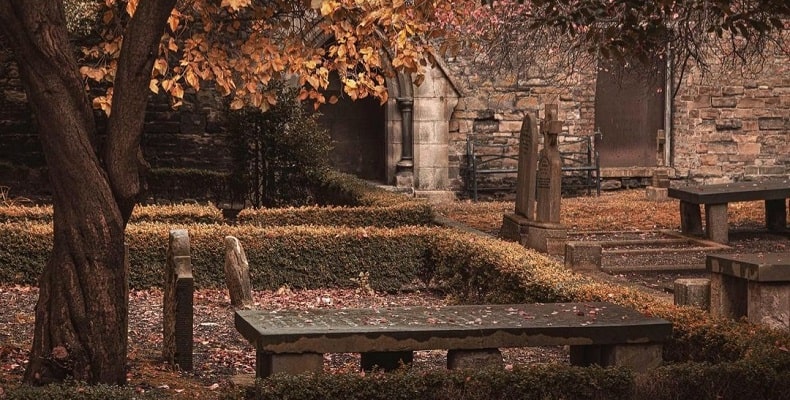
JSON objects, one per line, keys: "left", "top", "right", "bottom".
{"left": 226, "top": 83, "right": 332, "bottom": 207}
{"left": 243, "top": 365, "right": 633, "bottom": 400}
{"left": 76, "top": 0, "right": 444, "bottom": 114}
{"left": 146, "top": 168, "right": 229, "bottom": 204}
{"left": 6, "top": 382, "right": 160, "bottom": 399}
{"left": 435, "top": 0, "right": 789, "bottom": 92}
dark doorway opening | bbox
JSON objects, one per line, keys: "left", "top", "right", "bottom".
{"left": 315, "top": 73, "right": 386, "bottom": 182}
{"left": 594, "top": 59, "right": 666, "bottom": 168}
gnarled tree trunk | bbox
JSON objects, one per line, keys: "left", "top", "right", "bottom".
{"left": 0, "top": 0, "right": 176, "bottom": 385}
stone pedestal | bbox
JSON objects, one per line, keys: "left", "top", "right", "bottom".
{"left": 501, "top": 213, "right": 530, "bottom": 243}
{"left": 673, "top": 278, "right": 711, "bottom": 309}
{"left": 447, "top": 348, "right": 503, "bottom": 370}
{"left": 564, "top": 242, "right": 602, "bottom": 271}
{"left": 645, "top": 186, "right": 669, "bottom": 202}
{"left": 526, "top": 222, "right": 567, "bottom": 256}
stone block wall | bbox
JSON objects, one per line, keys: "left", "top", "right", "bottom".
{"left": 442, "top": 55, "right": 597, "bottom": 195}
{"left": 672, "top": 53, "right": 789, "bottom": 183}
{"left": 0, "top": 46, "right": 233, "bottom": 198}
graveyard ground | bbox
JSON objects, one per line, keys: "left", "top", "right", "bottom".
{"left": 0, "top": 189, "right": 787, "bottom": 398}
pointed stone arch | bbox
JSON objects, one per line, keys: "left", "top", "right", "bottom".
{"left": 305, "top": 25, "right": 460, "bottom": 192}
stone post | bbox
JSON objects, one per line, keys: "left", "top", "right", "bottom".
{"left": 224, "top": 236, "right": 254, "bottom": 308}
{"left": 163, "top": 229, "right": 194, "bottom": 371}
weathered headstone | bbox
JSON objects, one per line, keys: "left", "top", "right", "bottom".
{"left": 535, "top": 104, "right": 563, "bottom": 224}
{"left": 501, "top": 111, "right": 539, "bottom": 242}
{"left": 524, "top": 104, "right": 567, "bottom": 254}
{"left": 224, "top": 236, "right": 253, "bottom": 308}
{"left": 515, "top": 112, "right": 539, "bottom": 219}
{"left": 163, "top": 229, "right": 194, "bottom": 371}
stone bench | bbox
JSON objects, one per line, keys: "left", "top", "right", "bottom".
{"left": 707, "top": 252, "right": 790, "bottom": 330}
{"left": 668, "top": 181, "right": 789, "bottom": 243}
{"left": 235, "top": 302, "right": 672, "bottom": 378}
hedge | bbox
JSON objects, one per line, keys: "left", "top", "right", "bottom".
{"left": 3, "top": 217, "right": 789, "bottom": 398}
{"left": 0, "top": 173, "right": 433, "bottom": 228}
{"left": 237, "top": 365, "right": 634, "bottom": 400}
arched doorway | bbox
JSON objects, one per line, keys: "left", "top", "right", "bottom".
{"left": 315, "top": 72, "right": 387, "bottom": 182}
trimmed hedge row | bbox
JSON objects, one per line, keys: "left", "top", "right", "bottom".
{"left": 0, "top": 172, "right": 433, "bottom": 228}
{"left": 239, "top": 365, "right": 634, "bottom": 400}
{"left": 6, "top": 382, "right": 162, "bottom": 400}
{"left": 3, "top": 221, "right": 788, "bottom": 362}
{"left": 0, "top": 222, "right": 431, "bottom": 292}
{"left": 3, "top": 218, "right": 789, "bottom": 399}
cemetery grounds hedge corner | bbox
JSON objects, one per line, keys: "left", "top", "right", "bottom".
{"left": 2, "top": 172, "right": 789, "bottom": 398}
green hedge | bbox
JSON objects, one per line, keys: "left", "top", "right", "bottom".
{"left": 3, "top": 213, "right": 789, "bottom": 398}
{"left": 0, "top": 172, "right": 433, "bottom": 228}
{"left": 6, "top": 382, "right": 163, "bottom": 399}
{"left": 237, "top": 365, "right": 633, "bottom": 400}
{"left": 0, "top": 223, "right": 431, "bottom": 292}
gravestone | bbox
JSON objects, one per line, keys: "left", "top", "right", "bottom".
{"left": 525, "top": 104, "right": 567, "bottom": 254}
{"left": 501, "top": 112, "right": 539, "bottom": 241}
{"left": 224, "top": 236, "right": 253, "bottom": 308}
{"left": 535, "top": 109, "right": 562, "bottom": 224}
{"left": 163, "top": 229, "right": 194, "bottom": 371}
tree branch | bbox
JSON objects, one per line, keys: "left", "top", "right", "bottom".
{"left": 106, "top": 0, "right": 178, "bottom": 223}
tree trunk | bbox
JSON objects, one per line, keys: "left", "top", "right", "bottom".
{"left": 0, "top": 0, "right": 175, "bottom": 385}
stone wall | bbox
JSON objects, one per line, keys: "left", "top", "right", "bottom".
{"left": 442, "top": 55, "right": 597, "bottom": 195}
{"left": 0, "top": 46, "right": 233, "bottom": 197}
{"left": 672, "top": 53, "right": 790, "bottom": 183}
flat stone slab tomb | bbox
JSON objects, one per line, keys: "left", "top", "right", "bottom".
{"left": 668, "top": 181, "right": 789, "bottom": 243}
{"left": 235, "top": 302, "right": 672, "bottom": 378}
{"left": 708, "top": 252, "right": 790, "bottom": 330}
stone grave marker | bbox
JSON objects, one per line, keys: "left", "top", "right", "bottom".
{"left": 535, "top": 106, "right": 562, "bottom": 224}
{"left": 501, "top": 111, "right": 539, "bottom": 241}
{"left": 503, "top": 104, "right": 568, "bottom": 254}
{"left": 515, "top": 112, "right": 539, "bottom": 220}
{"left": 163, "top": 229, "right": 194, "bottom": 371}
{"left": 526, "top": 104, "right": 567, "bottom": 254}
{"left": 224, "top": 236, "right": 253, "bottom": 308}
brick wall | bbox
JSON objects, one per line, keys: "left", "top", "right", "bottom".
{"left": 672, "top": 52, "right": 789, "bottom": 183}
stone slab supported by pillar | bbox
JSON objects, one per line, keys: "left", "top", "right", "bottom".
{"left": 256, "top": 352, "right": 324, "bottom": 378}
{"left": 708, "top": 252, "right": 790, "bottom": 330}
{"left": 447, "top": 348, "right": 503, "bottom": 370}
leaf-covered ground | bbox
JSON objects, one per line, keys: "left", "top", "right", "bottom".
{"left": 0, "top": 189, "right": 783, "bottom": 398}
